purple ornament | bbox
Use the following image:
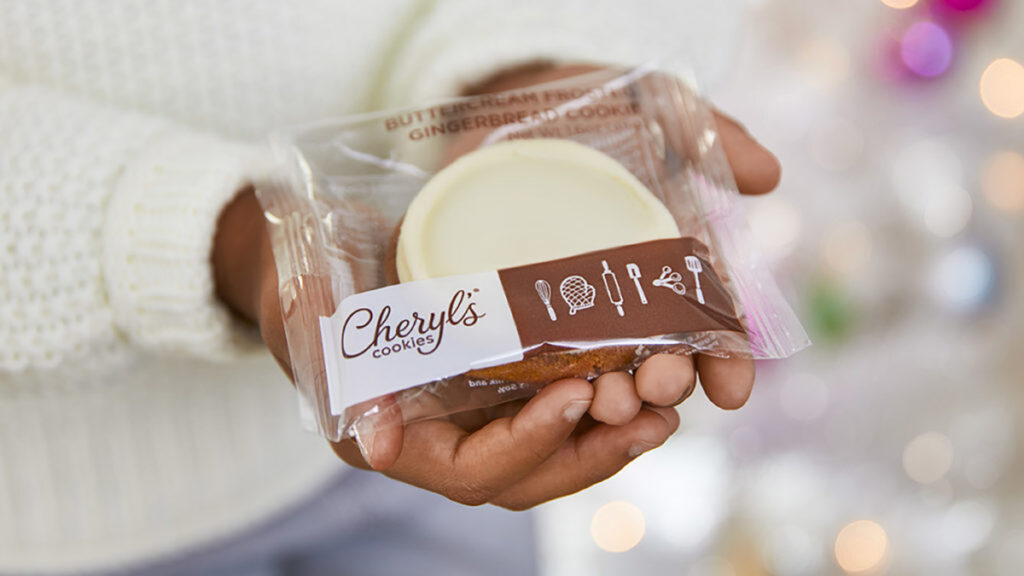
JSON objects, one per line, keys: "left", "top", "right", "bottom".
{"left": 900, "top": 21, "right": 954, "bottom": 78}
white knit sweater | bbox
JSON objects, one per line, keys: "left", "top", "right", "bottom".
{"left": 0, "top": 1, "right": 739, "bottom": 572}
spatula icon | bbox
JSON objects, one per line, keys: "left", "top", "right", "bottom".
{"left": 684, "top": 256, "right": 705, "bottom": 305}
{"left": 626, "top": 263, "right": 647, "bottom": 304}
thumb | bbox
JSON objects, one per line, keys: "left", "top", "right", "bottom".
{"left": 713, "top": 110, "right": 782, "bottom": 196}
{"left": 349, "top": 393, "right": 405, "bottom": 470}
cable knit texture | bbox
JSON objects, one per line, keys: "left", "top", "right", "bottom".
{"left": 0, "top": 0, "right": 737, "bottom": 572}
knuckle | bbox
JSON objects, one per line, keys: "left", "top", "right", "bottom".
{"left": 444, "top": 480, "right": 495, "bottom": 507}
{"left": 581, "top": 464, "right": 614, "bottom": 488}
{"left": 508, "top": 421, "right": 551, "bottom": 467}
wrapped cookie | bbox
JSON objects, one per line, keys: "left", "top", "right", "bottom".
{"left": 259, "top": 65, "right": 809, "bottom": 441}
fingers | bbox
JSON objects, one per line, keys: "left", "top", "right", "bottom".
{"left": 635, "top": 353, "right": 696, "bottom": 407}
{"left": 381, "top": 378, "right": 594, "bottom": 506}
{"left": 713, "top": 110, "right": 782, "bottom": 196}
{"left": 590, "top": 371, "right": 642, "bottom": 425}
{"left": 329, "top": 393, "right": 406, "bottom": 471}
{"left": 591, "top": 353, "right": 698, "bottom": 424}
{"left": 695, "top": 355, "right": 756, "bottom": 410}
{"left": 491, "top": 405, "right": 680, "bottom": 510}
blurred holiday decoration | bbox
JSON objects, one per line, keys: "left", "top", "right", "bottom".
{"left": 979, "top": 58, "right": 1024, "bottom": 119}
{"left": 590, "top": 502, "right": 646, "bottom": 554}
{"left": 538, "top": 0, "right": 1024, "bottom": 574}
{"left": 877, "top": 0, "right": 1004, "bottom": 81}
{"left": 834, "top": 520, "right": 891, "bottom": 575}
{"left": 900, "top": 21, "right": 954, "bottom": 78}
{"left": 982, "top": 151, "right": 1024, "bottom": 212}
{"left": 880, "top": 0, "right": 920, "bottom": 9}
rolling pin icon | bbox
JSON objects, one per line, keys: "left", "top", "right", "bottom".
{"left": 626, "top": 263, "right": 647, "bottom": 304}
{"left": 601, "top": 260, "right": 625, "bottom": 317}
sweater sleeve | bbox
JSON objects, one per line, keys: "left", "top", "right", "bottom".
{"left": 378, "top": 0, "right": 743, "bottom": 107}
{"left": 0, "top": 83, "right": 268, "bottom": 372}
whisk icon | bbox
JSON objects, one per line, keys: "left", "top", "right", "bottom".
{"left": 534, "top": 280, "right": 557, "bottom": 321}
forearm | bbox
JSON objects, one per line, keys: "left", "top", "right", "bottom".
{"left": 462, "top": 62, "right": 601, "bottom": 96}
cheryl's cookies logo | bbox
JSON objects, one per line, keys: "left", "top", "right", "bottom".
{"left": 341, "top": 289, "right": 485, "bottom": 360}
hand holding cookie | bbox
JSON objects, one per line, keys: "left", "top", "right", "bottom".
{"left": 217, "top": 64, "right": 792, "bottom": 510}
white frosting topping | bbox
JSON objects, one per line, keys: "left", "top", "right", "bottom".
{"left": 397, "top": 139, "right": 681, "bottom": 281}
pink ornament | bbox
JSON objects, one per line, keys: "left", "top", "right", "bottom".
{"left": 930, "top": 0, "right": 997, "bottom": 25}
{"left": 937, "top": 0, "right": 989, "bottom": 11}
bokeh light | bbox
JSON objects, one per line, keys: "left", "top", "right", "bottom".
{"left": 934, "top": 499, "right": 997, "bottom": 558}
{"left": 927, "top": 246, "right": 997, "bottom": 312}
{"left": 799, "top": 37, "right": 852, "bottom": 90}
{"left": 891, "top": 138, "right": 970, "bottom": 235}
{"left": 980, "top": 58, "right": 1024, "bottom": 118}
{"left": 747, "top": 197, "right": 803, "bottom": 261}
{"left": 922, "top": 186, "right": 972, "bottom": 237}
{"left": 780, "top": 373, "right": 830, "bottom": 421}
{"left": 982, "top": 151, "right": 1024, "bottom": 213}
{"left": 747, "top": 456, "right": 831, "bottom": 527}
{"left": 809, "top": 116, "right": 865, "bottom": 171}
{"left": 591, "top": 501, "right": 645, "bottom": 553}
{"left": 821, "top": 220, "right": 873, "bottom": 277}
{"left": 763, "top": 525, "right": 825, "bottom": 575}
{"left": 902, "top": 431, "right": 955, "bottom": 484}
{"left": 900, "top": 22, "right": 954, "bottom": 78}
{"left": 636, "top": 436, "right": 731, "bottom": 551}
{"left": 880, "top": 0, "right": 919, "bottom": 9}
{"left": 835, "top": 520, "right": 890, "bottom": 574}
{"left": 951, "top": 406, "right": 1013, "bottom": 490}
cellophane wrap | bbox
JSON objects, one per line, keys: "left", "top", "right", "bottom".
{"left": 258, "top": 65, "right": 809, "bottom": 442}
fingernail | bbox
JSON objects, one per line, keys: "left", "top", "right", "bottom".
{"left": 643, "top": 405, "right": 676, "bottom": 425}
{"left": 562, "top": 399, "right": 591, "bottom": 422}
{"left": 671, "top": 382, "right": 697, "bottom": 406}
{"left": 628, "top": 441, "right": 659, "bottom": 459}
{"left": 351, "top": 418, "right": 375, "bottom": 465}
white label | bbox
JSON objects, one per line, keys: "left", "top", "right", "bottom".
{"left": 320, "top": 272, "right": 524, "bottom": 414}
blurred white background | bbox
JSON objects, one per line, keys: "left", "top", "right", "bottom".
{"left": 538, "top": 0, "right": 1024, "bottom": 574}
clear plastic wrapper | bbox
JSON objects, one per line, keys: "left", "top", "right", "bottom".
{"left": 258, "top": 65, "right": 809, "bottom": 442}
